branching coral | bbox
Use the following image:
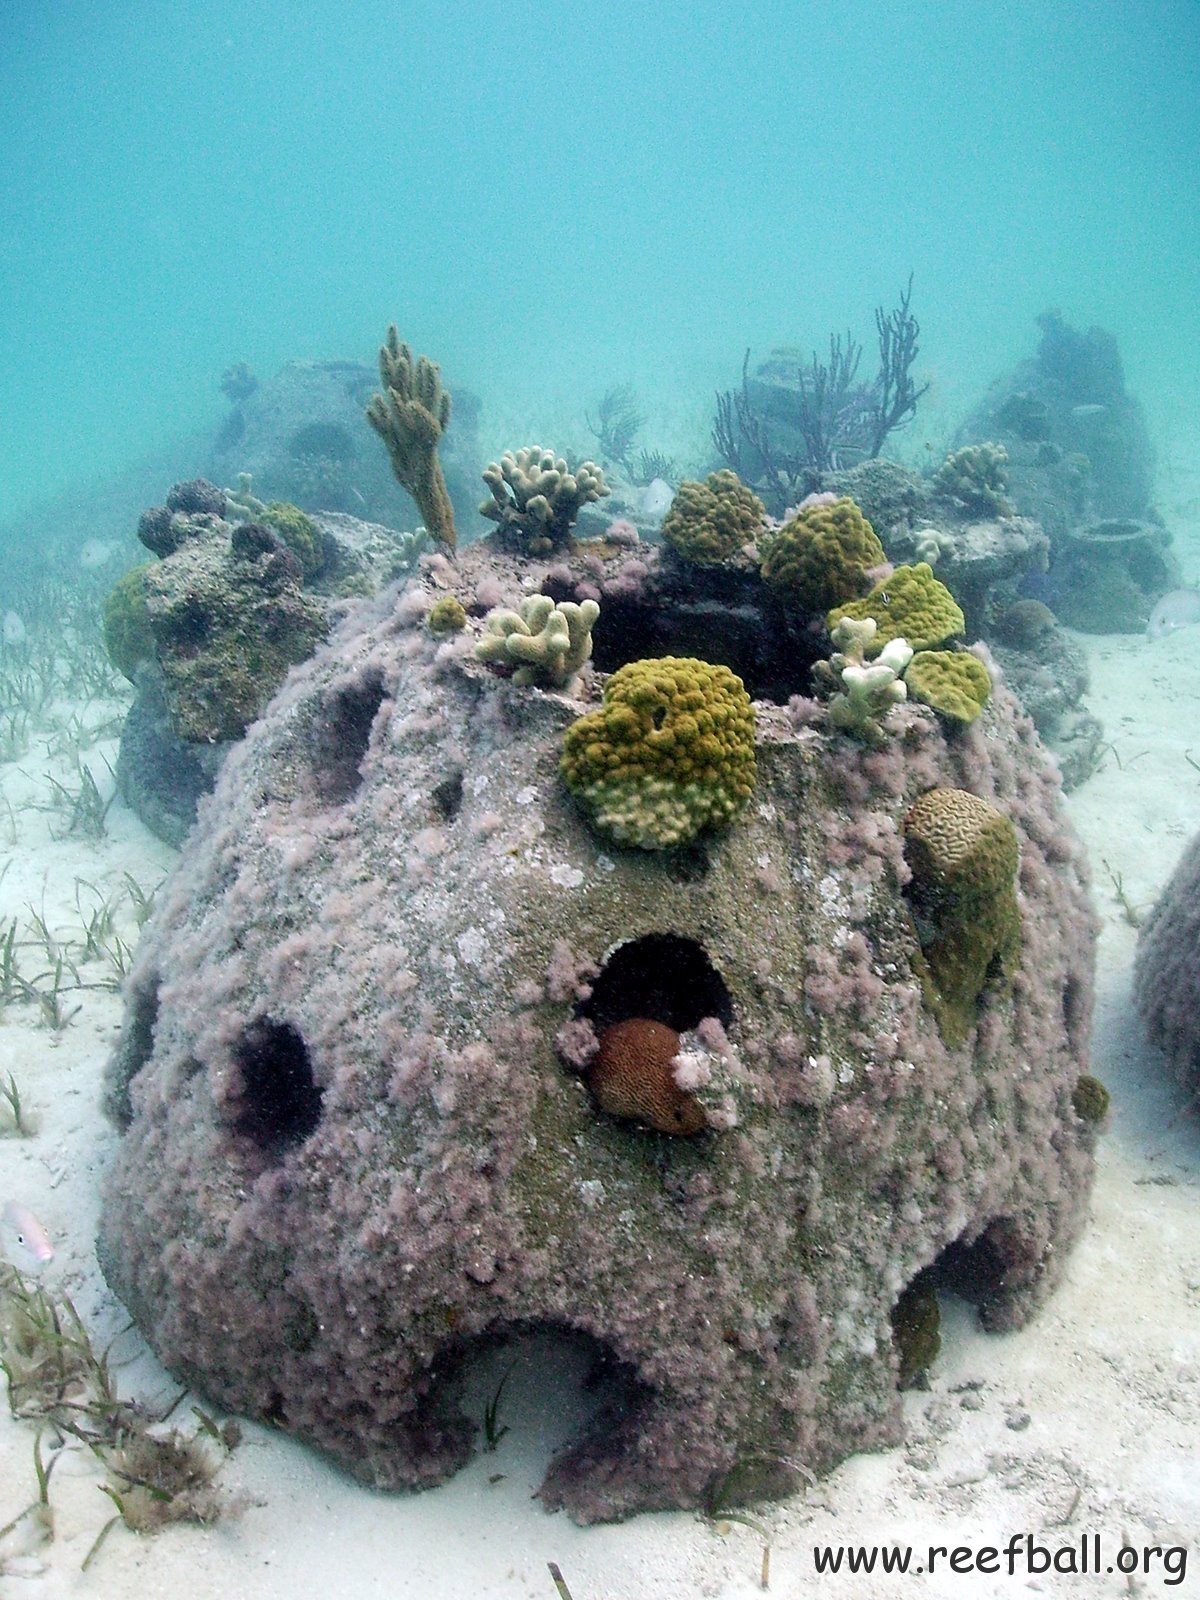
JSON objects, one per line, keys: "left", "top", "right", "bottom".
{"left": 817, "top": 617, "right": 913, "bottom": 745}
{"left": 759, "top": 494, "right": 886, "bottom": 614}
{"left": 561, "top": 656, "right": 755, "bottom": 848}
{"left": 933, "top": 443, "right": 1011, "bottom": 518}
{"left": 659, "top": 469, "right": 764, "bottom": 565}
{"left": 480, "top": 448, "right": 609, "bottom": 553}
{"left": 365, "top": 326, "right": 457, "bottom": 549}
{"left": 477, "top": 594, "right": 600, "bottom": 687}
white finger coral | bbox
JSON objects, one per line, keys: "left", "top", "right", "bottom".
{"left": 476, "top": 593, "right": 600, "bottom": 688}
{"left": 480, "top": 447, "right": 610, "bottom": 552}
{"left": 826, "top": 617, "right": 913, "bottom": 743}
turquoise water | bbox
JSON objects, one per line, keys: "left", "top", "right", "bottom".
{"left": 1, "top": 0, "right": 1197, "bottom": 524}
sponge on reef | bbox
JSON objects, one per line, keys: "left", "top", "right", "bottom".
{"left": 660, "top": 470, "right": 765, "bottom": 565}
{"left": 828, "top": 562, "right": 964, "bottom": 654}
{"left": 561, "top": 655, "right": 756, "bottom": 849}
{"left": 760, "top": 495, "right": 885, "bottom": 613}
{"left": 103, "top": 563, "right": 156, "bottom": 682}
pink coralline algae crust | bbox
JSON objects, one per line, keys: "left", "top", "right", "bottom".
{"left": 1135, "top": 830, "right": 1200, "bottom": 1093}
{"left": 98, "top": 535, "right": 1099, "bottom": 1524}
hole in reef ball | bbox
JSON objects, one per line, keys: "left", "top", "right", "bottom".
{"left": 580, "top": 932, "right": 733, "bottom": 1035}
{"left": 308, "top": 669, "right": 387, "bottom": 804}
{"left": 232, "top": 1019, "right": 323, "bottom": 1156}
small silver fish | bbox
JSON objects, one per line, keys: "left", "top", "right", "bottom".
{"left": 639, "top": 477, "right": 675, "bottom": 523}
{"left": 78, "top": 538, "right": 115, "bottom": 570}
{"left": 2, "top": 1202, "right": 54, "bottom": 1269}
{"left": 1071, "top": 403, "right": 1108, "bottom": 419}
{"left": 1147, "top": 588, "right": 1200, "bottom": 641}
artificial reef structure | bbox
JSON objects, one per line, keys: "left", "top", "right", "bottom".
{"left": 1135, "top": 830, "right": 1200, "bottom": 1098}
{"left": 953, "top": 312, "right": 1176, "bottom": 633}
{"left": 98, "top": 456, "right": 1102, "bottom": 1522}
{"left": 105, "top": 476, "right": 425, "bottom": 844}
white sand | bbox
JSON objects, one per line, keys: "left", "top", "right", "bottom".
{"left": 2, "top": 514, "right": 1199, "bottom": 1597}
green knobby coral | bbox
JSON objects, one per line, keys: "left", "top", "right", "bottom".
{"left": 103, "top": 564, "right": 156, "bottom": 681}
{"left": 890, "top": 1278, "right": 941, "bottom": 1389}
{"left": 477, "top": 595, "right": 600, "bottom": 687}
{"left": 660, "top": 470, "right": 764, "bottom": 566}
{"left": 427, "top": 594, "right": 467, "bottom": 634}
{"left": 257, "top": 502, "right": 324, "bottom": 579}
{"left": 903, "top": 649, "right": 991, "bottom": 725}
{"left": 932, "top": 442, "right": 1011, "bottom": 517}
{"left": 759, "top": 495, "right": 885, "bottom": 613}
{"left": 365, "top": 326, "right": 457, "bottom": 550}
{"left": 1071, "top": 1074, "right": 1110, "bottom": 1124}
{"left": 222, "top": 479, "right": 322, "bottom": 576}
{"left": 827, "top": 563, "right": 964, "bottom": 654}
{"left": 480, "top": 447, "right": 609, "bottom": 553}
{"left": 561, "top": 656, "right": 756, "bottom": 849}
{"left": 903, "top": 786, "right": 1021, "bottom": 1047}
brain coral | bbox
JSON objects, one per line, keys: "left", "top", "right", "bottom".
{"left": 660, "top": 470, "right": 765, "bottom": 565}
{"left": 97, "top": 534, "right": 1099, "bottom": 1525}
{"left": 903, "top": 649, "right": 992, "bottom": 725}
{"left": 1134, "top": 829, "right": 1200, "bottom": 1094}
{"left": 828, "top": 562, "right": 965, "bottom": 654}
{"left": 587, "top": 1018, "right": 706, "bottom": 1135}
{"left": 903, "top": 787, "right": 1021, "bottom": 1047}
{"left": 560, "top": 655, "right": 756, "bottom": 848}
{"left": 759, "top": 495, "right": 886, "bottom": 614}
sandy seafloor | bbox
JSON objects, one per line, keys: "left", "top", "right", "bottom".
{"left": 2, "top": 448, "right": 1199, "bottom": 1600}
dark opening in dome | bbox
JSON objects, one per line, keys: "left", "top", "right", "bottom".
{"left": 566, "top": 572, "right": 826, "bottom": 705}
{"left": 309, "top": 669, "right": 387, "bottom": 804}
{"left": 287, "top": 421, "right": 356, "bottom": 462}
{"left": 579, "top": 933, "right": 733, "bottom": 1035}
{"left": 432, "top": 767, "right": 464, "bottom": 822}
{"left": 929, "top": 1215, "right": 1027, "bottom": 1329}
{"left": 165, "top": 597, "right": 213, "bottom": 656}
{"left": 449, "top": 1322, "right": 651, "bottom": 1502}
{"left": 232, "top": 1019, "right": 323, "bottom": 1156}
{"left": 108, "top": 974, "right": 160, "bottom": 1131}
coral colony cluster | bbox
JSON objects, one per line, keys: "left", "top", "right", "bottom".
{"left": 98, "top": 325, "right": 1104, "bottom": 1524}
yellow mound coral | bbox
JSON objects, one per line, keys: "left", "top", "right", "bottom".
{"left": 427, "top": 594, "right": 467, "bottom": 633}
{"left": 103, "top": 563, "right": 156, "bottom": 681}
{"left": 903, "top": 787, "right": 1021, "bottom": 1047}
{"left": 660, "top": 470, "right": 764, "bottom": 565}
{"left": 259, "top": 502, "right": 324, "bottom": 579}
{"left": 828, "top": 562, "right": 964, "bottom": 654}
{"left": 759, "top": 495, "right": 885, "bottom": 614}
{"left": 561, "top": 656, "right": 756, "bottom": 849}
{"left": 903, "top": 649, "right": 991, "bottom": 724}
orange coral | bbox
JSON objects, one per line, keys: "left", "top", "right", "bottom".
{"left": 586, "top": 1018, "right": 706, "bottom": 1135}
